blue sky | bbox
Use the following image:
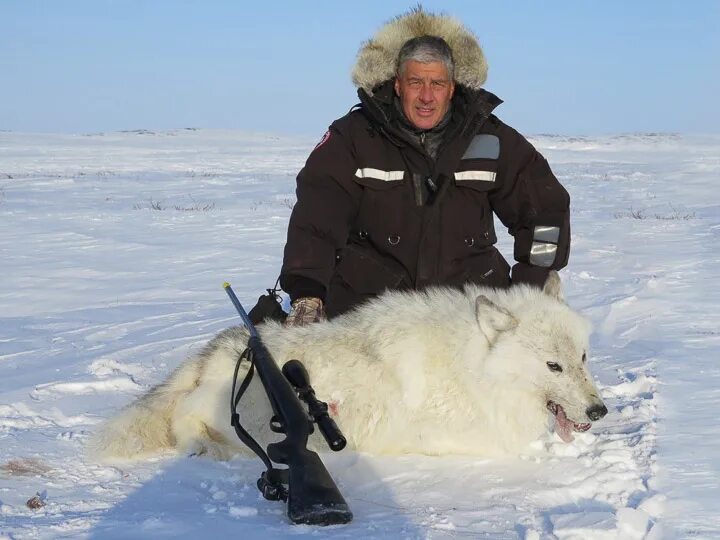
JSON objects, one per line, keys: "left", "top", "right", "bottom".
{"left": 2, "top": 1, "right": 718, "bottom": 136}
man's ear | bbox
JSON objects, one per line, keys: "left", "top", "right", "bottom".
{"left": 475, "top": 295, "right": 517, "bottom": 340}
{"left": 542, "top": 270, "right": 564, "bottom": 302}
{"left": 394, "top": 77, "right": 401, "bottom": 96}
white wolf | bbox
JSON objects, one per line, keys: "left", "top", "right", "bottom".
{"left": 89, "top": 272, "right": 607, "bottom": 462}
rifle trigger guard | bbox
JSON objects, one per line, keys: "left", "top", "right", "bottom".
{"left": 270, "top": 415, "right": 286, "bottom": 433}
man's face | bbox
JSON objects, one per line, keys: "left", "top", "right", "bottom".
{"left": 394, "top": 60, "right": 455, "bottom": 130}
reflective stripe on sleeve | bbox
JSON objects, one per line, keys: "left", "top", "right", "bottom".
{"left": 533, "top": 225, "right": 560, "bottom": 244}
{"left": 454, "top": 171, "right": 497, "bottom": 182}
{"left": 529, "top": 242, "right": 558, "bottom": 268}
{"left": 355, "top": 168, "right": 405, "bottom": 181}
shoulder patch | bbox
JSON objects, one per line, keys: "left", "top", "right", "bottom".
{"left": 462, "top": 134, "right": 500, "bottom": 160}
{"left": 314, "top": 129, "right": 331, "bottom": 151}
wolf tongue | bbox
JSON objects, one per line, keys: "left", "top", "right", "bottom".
{"left": 553, "top": 405, "right": 575, "bottom": 443}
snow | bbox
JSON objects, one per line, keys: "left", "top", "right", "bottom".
{"left": 1, "top": 129, "right": 719, "bottom": 539}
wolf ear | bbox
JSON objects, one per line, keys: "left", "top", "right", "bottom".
{"left": 542, "top": 271, "right": 564, "bottom": 301}
{"left": 475, "top": 295, "right": 518, "bottom": 338}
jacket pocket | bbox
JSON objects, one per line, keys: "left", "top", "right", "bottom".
{"left": 443, "top": 160, "right": 498, "bottom": 257}
{"left": 450, "top": 250, "right": 511, "bottom": 289}
{"left": 333, "top": 243, "right": 408, "bottom": 294}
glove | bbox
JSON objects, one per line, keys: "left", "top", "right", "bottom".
{"left": 284, "top": 297, "right": 327, "bottom": 327}
{"left": 510, "top": 263, "right": 550, "bottom": 289}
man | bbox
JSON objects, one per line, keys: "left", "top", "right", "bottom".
{"left": 280, "top": 8, "right": 571, "bottom": 324}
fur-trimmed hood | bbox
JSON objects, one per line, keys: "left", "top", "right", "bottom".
{"left": 352, "top": 6, "right": 488, "bottom": 94}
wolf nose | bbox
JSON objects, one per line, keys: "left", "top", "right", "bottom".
{"left": 586, "top": 404, "right": 608, "bottom": 421}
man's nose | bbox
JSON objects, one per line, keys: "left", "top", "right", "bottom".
{"left": 419, "top": 84, "right": 434, "bottom": 103}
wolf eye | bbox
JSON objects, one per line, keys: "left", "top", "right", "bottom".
{"left": 582, "top": 353, "right": 587, "bottom": 363}
{"left": 546, "top": 362, "right": 563, "bottom": 373}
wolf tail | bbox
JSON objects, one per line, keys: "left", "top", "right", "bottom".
{"left": 87, "top": 359, "right": 202, "bottom": 463}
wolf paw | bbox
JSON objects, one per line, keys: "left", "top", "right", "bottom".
{"left": 183, "top": 442, "right": 234, "bottom": 461}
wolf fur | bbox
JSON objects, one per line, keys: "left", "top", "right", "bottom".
{"left": 89, "top": 272, "right": 606, "bottom": 462}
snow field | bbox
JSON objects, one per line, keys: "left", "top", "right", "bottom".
{"left": 1, "top": 130, "right": 718, "bottom": 538}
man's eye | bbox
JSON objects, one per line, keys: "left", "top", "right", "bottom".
{"left": 546, "top": 362, "right": 563, "bottom": 373}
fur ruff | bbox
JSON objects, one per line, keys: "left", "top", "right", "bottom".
{"left": 352, "top": 6, "right": 488, "bottom": 94}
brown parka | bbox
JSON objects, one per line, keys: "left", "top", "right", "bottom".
{"left": 280, "top": 9, "right": 571, "bottom": 318}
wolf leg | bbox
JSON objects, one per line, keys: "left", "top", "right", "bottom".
{"left": 176, "top": 421, "right": 240, "bottom": 461}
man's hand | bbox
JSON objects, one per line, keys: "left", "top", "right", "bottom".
{"left": 284, "top": 297, "right": 327, "bottom": 327}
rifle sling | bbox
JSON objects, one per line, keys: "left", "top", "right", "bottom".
{"left": 230, "top": 348, "right": 277, "bottom": 474}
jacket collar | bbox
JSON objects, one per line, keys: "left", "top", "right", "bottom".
{"left": 358, "top": 80, "right": 503, "bottom": 133}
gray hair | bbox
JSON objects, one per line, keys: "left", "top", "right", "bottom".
{"left": 395, "top": 35, "right": 455, "bottom": 80}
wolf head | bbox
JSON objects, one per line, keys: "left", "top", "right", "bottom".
{"left": 472, "top": 272, "right": 608, "bottom": 442}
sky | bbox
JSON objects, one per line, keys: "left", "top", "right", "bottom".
{"left": 2, "top": 0, "right": 719, "bottom": 137}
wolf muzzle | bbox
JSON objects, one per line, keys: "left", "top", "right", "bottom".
{"left": 585, "top": 404, "right": 608, "bottom": 422}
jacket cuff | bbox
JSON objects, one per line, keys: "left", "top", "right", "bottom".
{"left": 511, "top": 263, "right": 550, "bottom": 289}
{"left": 279, "top": 274, "right": 327, "bottom": 302}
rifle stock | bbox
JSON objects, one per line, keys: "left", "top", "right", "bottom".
{"left": 286, "top": 448, "right": 354, "bottom": 524}
{"left": 225, "top": 284, "right": 352, "bottom": 525}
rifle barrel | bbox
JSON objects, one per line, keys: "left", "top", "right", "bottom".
{"left": 223, "top": 282, "right": 258, "bottom": 338}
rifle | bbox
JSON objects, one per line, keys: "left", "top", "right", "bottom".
{"left": 223, "top": 282, "right": 353, "bottom": 525}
